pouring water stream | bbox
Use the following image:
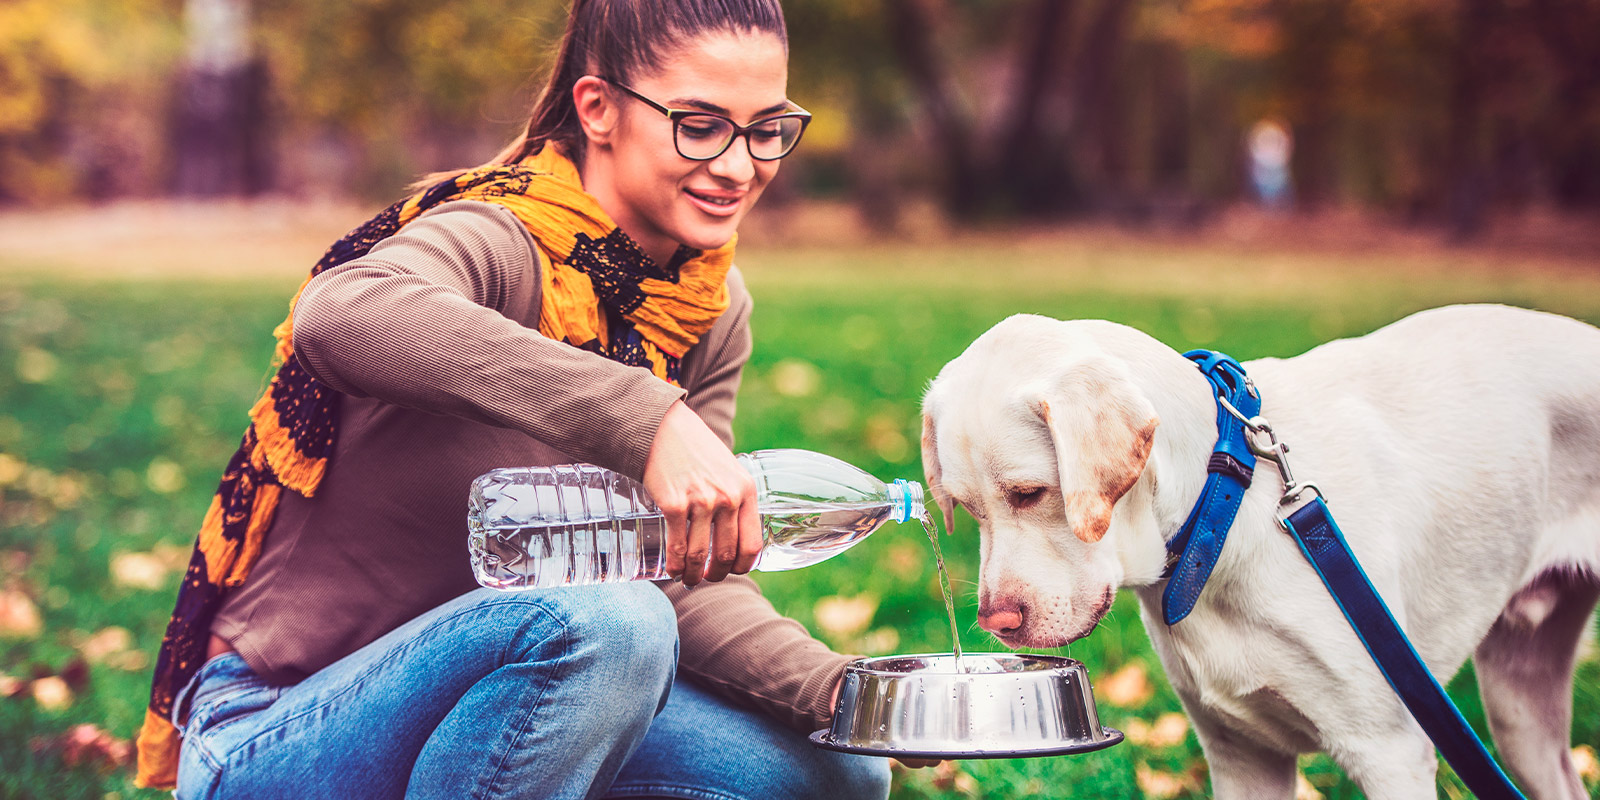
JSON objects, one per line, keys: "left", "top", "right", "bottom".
{"left": 917, "top": 512, "right": 965, "bottom": 673}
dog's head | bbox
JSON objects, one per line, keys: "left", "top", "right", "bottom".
{"left": 922, "top": 315, "right": 1159, "bottom": 648}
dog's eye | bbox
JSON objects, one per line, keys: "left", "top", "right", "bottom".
{"left": 1007, "top": 487, "right": 1046, "bottom": 510}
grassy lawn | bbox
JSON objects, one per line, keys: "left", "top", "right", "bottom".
{"left": 2, "top": 222, "right": 1598, "bottom": 798}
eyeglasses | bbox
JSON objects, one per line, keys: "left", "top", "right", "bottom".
{"left": 596, "top": 76, "right": 812, "bottom": 162}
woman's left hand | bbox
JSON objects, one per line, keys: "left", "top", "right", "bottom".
{"left": 642, "top": 400, "right": 763, "bottom": 586}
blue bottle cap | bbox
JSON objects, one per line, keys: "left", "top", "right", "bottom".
{"left": 890, "top": 479, "right": 926, "bottom": 524}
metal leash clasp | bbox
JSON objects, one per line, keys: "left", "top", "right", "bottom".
{"left": 1216, "top": 392, "right": 1322, "bottom": 528}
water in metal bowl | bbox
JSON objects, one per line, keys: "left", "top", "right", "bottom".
{"left": 809, "top": 653, "right": 1124, "bottom": 759}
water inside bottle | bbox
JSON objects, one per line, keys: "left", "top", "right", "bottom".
{"left": 471, "top": 496, "right": 895, "bottom": 589}
{"left": 753, "top": 501, "right": 893, "bottom": 570}
{"left": 919, "top": 512, "right": 966, "bottom": 673}
{"left": 471, "top": 515, "right": 671, "bottom": 589}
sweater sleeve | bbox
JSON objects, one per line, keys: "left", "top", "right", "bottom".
{"left": 665, "top": 273, "right": 857, "bottom": 734}
{"left": 666, "top": 576, "right": 856, "bottom": 734}
{"left": 679, "top": 269, "right": 752, "bottom": 450}
{"left": 290, "top": 201, "right": 684, "bottom": 479}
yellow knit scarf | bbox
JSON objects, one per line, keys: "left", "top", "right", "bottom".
{"left": 135, "top": 145, "right": 733, "bottom": 788}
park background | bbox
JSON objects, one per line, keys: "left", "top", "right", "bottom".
{"left": 2, "top": 0, "right": 1598, "bottom": 797}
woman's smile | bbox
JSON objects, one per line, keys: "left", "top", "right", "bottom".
{"left": 576, "top": 28, "right": 790, "bottom": 263}
{"left": 683, "top": 185, "right": 747, "bottom": 217}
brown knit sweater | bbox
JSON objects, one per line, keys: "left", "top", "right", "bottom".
{"left": 210, "top": 200, "right": 853, "bottom": 733}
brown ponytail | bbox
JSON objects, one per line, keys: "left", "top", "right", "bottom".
{"left": 414, "top": 0, "right": 787, "bottom": 189}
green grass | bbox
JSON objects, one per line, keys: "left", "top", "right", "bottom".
{"left": 2, "top": 236, "right": 1598, "bottom": 799}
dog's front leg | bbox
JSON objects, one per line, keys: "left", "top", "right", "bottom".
{"left": 1186, "top": 708, "right": 1299, "bottom": 799}
{"left": 1330, "top": 728, "right": 1440, "bottom": 799}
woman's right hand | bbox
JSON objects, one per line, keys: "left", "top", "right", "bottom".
{"left": 642, "top": 400, "right": 762, "bottom": 586}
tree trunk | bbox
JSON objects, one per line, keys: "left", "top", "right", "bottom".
{"left": 1445, "top": 0, "right": 1493, "bottom": 238}
{"left": 1277, "top": 0, "right": 1347, "bottom": 212}
{"left": 1068, "top": 0, "right": 1136, "bottom": 209}
{"left": 997, "top": 0, "right": 1079, "bottom": 214}
{"left": 172, "top": 0, "right": 271, "bottom": 196}
{"left": 883, "top": 0, "right": 985, "bottom": 218}
{"left": 1531, "top": 0, "right": 1600, "bottom": 208}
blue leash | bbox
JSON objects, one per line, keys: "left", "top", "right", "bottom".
{"left": 1165, "top": 350, "right": 1526, "bottom": 799}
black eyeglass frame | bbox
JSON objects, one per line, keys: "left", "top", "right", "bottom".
{"left": 595, "top": 75, "right": 813, "bottom": 162}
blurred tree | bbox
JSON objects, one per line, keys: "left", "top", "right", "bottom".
{"left": 254, "top": 0, "right": 563, "bottom": 197}
{"left": 873, "top": 0, "right": 1138, "bottom": 219}
{"left": 2, "top": 0, "right": 1596, "bottom": 231}
{"left": 780, "top": 1, "right": 913, "bottom": 230}
{"left": 1530, "top": 0, "right": 1600, "bottom": 209}
{"left": 172, "top": 0, "right": 272, "bottom": 196}
{"left": 0, "top": 0, "right": 180, "bottom": 203}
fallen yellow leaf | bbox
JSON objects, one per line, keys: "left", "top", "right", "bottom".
{"left": 55, "top": 723, "right": 132, "bottom": 769}
{"left": 1296, "top": 771, "right": 1325, "bottom": 800}
{"left": 770, "top": 358, "right": 821, "bottom": 398}
{"left": 145, "top": 458, "right": 185, "bottom": 494}
{"left": 1148, "top": 711, "right": 1190, "bottom": 748}
{"left": 0, "top": 589, "right": 42, "bottom": 638}
{"left": 860, "top": 627, "right": 900, "bottom": 655}
{"left": 1574, "top": 744, "right": 1599, "bottom": 785}
{"left": 0, "top": 453, "right": 23, "bottom": 485}
{"left": 884, "top": 540, "right": 923, "bottom": 580}
{"left": 79, "top": 626, "right": 135, "bottom": 663}
{"left": 110, "top": 551, "right": 168, "bottom": 591}
{"left": 813, "top": 594, "right": 877, "bottom": 639}
{"left": 32, "top": 675, "right": 73, "bottom": 710}
{"left": 1136, "top": 763, "right": 1186, "bottom": 799}
{"left": 152, "top": 541, "right": 192, "bottom": 571}
{"left": 1100, "top": 661, "right": 1155, "bottom": 708}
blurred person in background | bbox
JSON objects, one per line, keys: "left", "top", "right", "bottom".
{"left": 1248, "top": 119, "right": 1293, "bottom": 212}
{"left": 133, "top": 1, "right": 892, "bottom": 798}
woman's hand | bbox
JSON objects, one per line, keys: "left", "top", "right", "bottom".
{"left": 643, "top": 400, "right": 762, "bottom": 586}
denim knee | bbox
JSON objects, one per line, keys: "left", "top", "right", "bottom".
{"left": 825, "top": 754, "right": 892, "bottom": 800}
{"left": 762, "top": 750, "right": 890, "bottom": 800}
{"left": 529, "top": 583, "right": 677, "bottom": 697}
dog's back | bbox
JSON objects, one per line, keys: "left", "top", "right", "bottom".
{"left": 1238, "top": 304, "right": 1600, "bottom": 798}
{"left": 1248, "top": 303, "right": 1600, "bottom": 586}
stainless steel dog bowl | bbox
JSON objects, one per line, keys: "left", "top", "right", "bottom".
{"left": 810, "top": 653, "right": 1123, "bottom": 759}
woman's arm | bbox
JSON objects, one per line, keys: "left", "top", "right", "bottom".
{"left": 666, "top": 272, "right": 857, "bottom": 732}
{"left": 291, "top": 201, "right": 684, "bottom": 480}
{"left": 668, "top": 575, "right": 855, "bottom": 733}
{"left": 292, "top": 201, "right": 760, "bottom": 581}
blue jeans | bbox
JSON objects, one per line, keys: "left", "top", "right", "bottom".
{"left": 173, "top": 584, "right": 889, "bottom": 800}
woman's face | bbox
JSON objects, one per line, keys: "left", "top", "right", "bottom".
{"left": 581, "top": 30, "right": 789, "bottom": 263}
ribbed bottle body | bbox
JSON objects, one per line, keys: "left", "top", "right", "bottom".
{"left": 468, "top": 449, "right": 923, "bottom": 590}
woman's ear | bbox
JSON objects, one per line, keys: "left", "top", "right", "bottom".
{"left": 572, "top": 75, "right": 618, "bottom": 146}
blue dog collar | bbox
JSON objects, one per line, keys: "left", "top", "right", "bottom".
{"left": 1160, "top": 349, "right": 1260, "bottom": 625}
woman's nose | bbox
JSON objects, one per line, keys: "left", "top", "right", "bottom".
{"left": 706, "top": 136, "right": 756, "bottom": 184}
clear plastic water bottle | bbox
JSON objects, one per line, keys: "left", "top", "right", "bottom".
{"left": 468, "top": 449, "right": 925, "bottom": 590}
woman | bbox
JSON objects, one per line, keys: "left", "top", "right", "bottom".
{"left": 134, "top": 2, "right": 893, "bottom": 798}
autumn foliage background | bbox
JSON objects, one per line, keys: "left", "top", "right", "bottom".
{"left": 1, "top": 0, "right": 1599, "bottom": 798}
{"left": 4, "top": 0, "right": 1599, "bottom": 231}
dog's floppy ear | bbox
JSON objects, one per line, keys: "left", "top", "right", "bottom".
{"left": 920, "top": 412, "right": 957, "bottom": 536}
{"left": 1037, "top": 359, "right": 1159, "bottom": 543}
